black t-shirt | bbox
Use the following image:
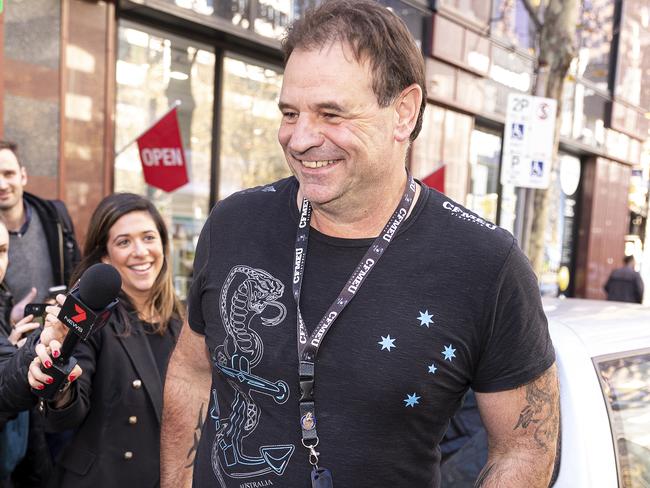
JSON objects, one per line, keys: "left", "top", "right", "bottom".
{"left": 188, "top": 177, "right": 555, "bottom": 488}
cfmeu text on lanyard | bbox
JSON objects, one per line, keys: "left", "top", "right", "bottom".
{"left": 293, "top": 174, "right": 417, "bottom": 488}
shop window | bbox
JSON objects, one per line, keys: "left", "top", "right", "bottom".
{"left": 489, "top": 43, "right": 533, "bottom": 93}
{"left": 540, "top": 154, "right": 581, "bottom": 297}
{"left": 490, "top": 0, "right": 535, "bottom": 53}
{"left": 467, "top": 129, "right": 501, "bottom": 224}
{"left": 572, "top": 84, "right": 607, "bottom": 148}
{"left": 577, "top": 0, "right": 615, "bottom": 92}
{"left": 114, "top": 22, "right": 215, "bottom": 299}
{"left": 218, "top": 55, "right": 289, "bottom": 199}
{"left": 426, "top": 58, "right": 456, "bottom": 101}
{"left": 158, "top": 0, "right": 322, "bottom": 40}
{"left": 437, "top": 0, "right": 491, "bottom": 25}
{"left": 614, "top": 0, "right": 650, "bottom": 109}
{"left": 411, "top": 104, "right": 472, "bottom": 205}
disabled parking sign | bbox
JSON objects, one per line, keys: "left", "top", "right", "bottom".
{"left": 500, "top": 94, "right": 557, "bottom": 189}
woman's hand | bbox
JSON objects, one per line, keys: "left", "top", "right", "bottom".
{"left": 28, "top": 294, "right": 83, "bottom": 407}
{"left": 27, "top": 351, "right": 82, "bottom": 408}
{"left": 8, "top": 314, "right": 40, "bottom": 347}
{"left": 39, "top": 294, "right": 68, "bottom": 348}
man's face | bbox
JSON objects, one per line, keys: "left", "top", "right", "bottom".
{"left": 278, "top": 42, "right": 399, "bottom": 208}
{"left": 0, "top": 149, "right": 26, "bottom": 211}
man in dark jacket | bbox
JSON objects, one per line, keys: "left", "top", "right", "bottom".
{"left": 0, "top": 141, "right": 79, "bottom": 487}
{"left": 0, "top": 140, "right": 80, "bottom": 312}
{"left": 605, "top": 255, "right": 645, "bottom": 304}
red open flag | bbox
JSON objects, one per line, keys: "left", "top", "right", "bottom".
{"left": 136, "top": 107, "right": 189, "bottom": 192}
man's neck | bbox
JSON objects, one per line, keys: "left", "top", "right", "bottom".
{"left": 301, "top": 175, "right": 421, "bottom": 239}
{"left": 0, "top": 199, "right": 26, "bottom": 233}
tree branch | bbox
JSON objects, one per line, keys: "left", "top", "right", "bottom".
{"left": 521, "top": 0, "right": 543, "bottom": 31}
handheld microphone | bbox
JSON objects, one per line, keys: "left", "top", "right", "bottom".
{"left": 34, "top": 263, "right": 122, "bottom": 399}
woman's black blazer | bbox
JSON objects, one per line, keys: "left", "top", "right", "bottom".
{"left": 41, "top": 313, "right": 181, "bottom": 488}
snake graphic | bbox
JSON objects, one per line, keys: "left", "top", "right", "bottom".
{"left": 210, "top": 266, "right": 295, "bottom": 486}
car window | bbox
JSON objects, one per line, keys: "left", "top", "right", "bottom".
{"left": 595, "top": 349, "right": 650, "bottom": 487}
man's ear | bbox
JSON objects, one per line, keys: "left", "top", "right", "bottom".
{"left": 394, "top": 84, "right": 423, "bottom": 143}
{"left": 20, "top": 167, "right": 27, "bottom": 187}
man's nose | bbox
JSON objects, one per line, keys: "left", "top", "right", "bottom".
{"left": 287, "top": 114, "right": 323, "bottom": 154}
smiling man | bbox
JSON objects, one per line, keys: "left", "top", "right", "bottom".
{"left": 0, "top": 141, "right": 79, "bottom": 316}
{"left": 161, "top": 2, "right": 559, "bottom": 487}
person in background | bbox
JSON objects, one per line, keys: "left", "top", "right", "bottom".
{"left": 604, "top": 255, "right": 644, "bottom": 304}
{"left": 27, "top": 193, "right": 183, "bottom": 488}
{"left": 0, "top": 219, "right": 51, "bottom": 488}
{"left": 0, "top": 140, "right": 80, "bottom": 317}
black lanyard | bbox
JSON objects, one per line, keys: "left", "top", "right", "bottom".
{"left": 292, "top": 174, "right": 416, "bottom": 483}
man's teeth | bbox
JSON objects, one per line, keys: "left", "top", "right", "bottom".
{"left": 301, "top": 160, "right": 336, "bottom": 168}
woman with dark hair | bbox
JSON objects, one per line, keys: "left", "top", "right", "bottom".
{"left": 27, "top": 193, "right": 183, "bottom": 487}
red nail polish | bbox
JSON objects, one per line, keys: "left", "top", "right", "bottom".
{"left": 68, "top": 375, "right": 76, "bottom": 382}
{"left": 52, "top": 351, "right": 60, "bottom": 358}
{"left": 46, "top": 378, "right": 54, "bottom": 384}
{"left": 37, "top": 384, "right": 45, "bottom": 390}
{"left": 44, "top": 361, "right": 52, "bottom": 368}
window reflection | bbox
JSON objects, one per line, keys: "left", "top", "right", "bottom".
{"left": 540, "top": 154, "right": 580, "bottom": 297}
{"left": 161, "top": 0, "right": 323, "bottom": 40}
{"left": 490, "top": 0, "right": 535, "bottom": 53}
{"left": 115, "top": 22, "right": 215, "bottom": 299}
{"left": 411, "top": 105, "right": 472, "bottom": 204}
{"left": 218, "top": 55, "right": 289, "bottom": 199}
{"left": 577, "top": 0, "right": 615, "bottom": 92}
{"left": 615, "top": 0, "right": 650, "bottom": 108}
{"left": 596, "top": 351, "right": 650, "bottom": 487}
{"left": 467, "top": 129, "right": 501, "bottom": 224}
{"left": 437, "top": 0, "right": 491, "bottom": 25}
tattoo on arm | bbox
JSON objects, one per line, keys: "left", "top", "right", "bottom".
{"left": 184, "top": 403, "right": 205, "bottom": 468}
{"left": 474, "top": 463, "right": 495, "bottom": 488}
{"left": 513, "top": 367, "right": 559, "bottom": 452}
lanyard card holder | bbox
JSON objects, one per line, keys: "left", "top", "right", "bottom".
{"left": 311, "top": 467, "right": 334, "bottom": 488}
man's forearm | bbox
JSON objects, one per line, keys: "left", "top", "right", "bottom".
{"left": 474, "top": 453, "right": 553, "bottom": 488}
{"left": 160, "top": 351, "right": 211, "bottom": 488}
{"left": 475, "top": 365, "right": 560, "bottom": 488}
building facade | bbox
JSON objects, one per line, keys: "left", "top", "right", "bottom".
{"left": 0, "top": 0, "right": 647, "bottom": 299}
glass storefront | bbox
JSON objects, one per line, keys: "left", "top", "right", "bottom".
{"left": 115, "top": 22, "right": 216, "bottom": 298}
{"left": 577, "top": 0, "right": 615, "bottom": 92}
{"left": 114, "top": 20, "right": 291, "bottom": 297}
{"left": 218, "top": 54, "right": 288, "bottom": 198}
{"left": 158, "top": 0, "right": 321, "bottom": 40}
{"left": 437, "top": 0, "right": 491, "bottom": 26}
{"left": 490, "top": 0, "right": 535, "bottom": 54}
{"left": 411, "top": 105, "right": 472, "bottom": 205}
{"left": 467, "top": 129, "right": 501, "bottom": 224}
{"left": 540, "top": 154, "right": 581, "bottom": 297}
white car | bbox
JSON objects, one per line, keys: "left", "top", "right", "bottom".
{"left": 545, "top": 298, "right": 650, "bottom": 488}
{"left": 440, "top": 298, "right": 650, "bottom": 487}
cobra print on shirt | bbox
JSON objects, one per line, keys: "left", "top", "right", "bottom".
{"left": 209, "top": 265, "right": 295, "bottom": 487}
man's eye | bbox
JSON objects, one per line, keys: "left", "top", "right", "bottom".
{"left": 283, "top": 112, "right": 298, "bottom": 121}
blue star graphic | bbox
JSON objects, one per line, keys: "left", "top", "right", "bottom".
{"left": 428, "top": 363, "right": 437, "bottom": 374}
{"left": 417, "top": 310, "right": 434, "bottom": 327}
{"left": 378, "top": 335, "right": 396, "bottom": 351}
{"left": 442, "top": 344, "right": 456, "bottom": 361}
{"left": 404, "top": 393, "right": 421, "bottom": 408}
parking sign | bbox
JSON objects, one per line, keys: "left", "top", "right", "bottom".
{"left": 500, "top": 94, "right": 557, "bottom": 189}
